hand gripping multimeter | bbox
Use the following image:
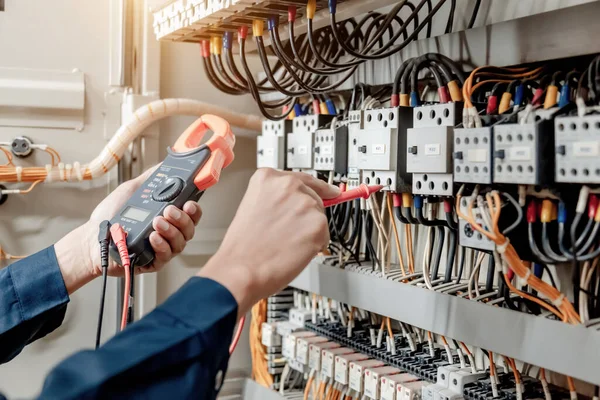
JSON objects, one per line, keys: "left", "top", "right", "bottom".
{"left": 109, "top": 115, "right": 235, "bottom": 267}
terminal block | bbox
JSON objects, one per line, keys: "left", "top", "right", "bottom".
{"left": 453, "top": 127, "right": 493, "bottom": 184}
{"left": 257, "top": 120, "right": 290, "bottom": 170}
{"left": 286, "top": 115, "right": 332, "bottom": 170}
{"left": 357, "top": 107, "right": 413, "bottom": 192}
{"left": 407, "top": 104, "right": 461, "bottom": 196}
{"left": 493, "top": 120, "right": 555, "bottom": 185}
{"left": 554, "top": 115, "right": 600, "bottom": 183}
{"left": 313, "top": 125, "right": 348, "bottom": 174}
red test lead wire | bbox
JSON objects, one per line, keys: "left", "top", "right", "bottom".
{"left": 323, "top": 184, "right": 383, "bottom": 208}
{"left": 110, "top": 223, "right": 132, "bottom": 331}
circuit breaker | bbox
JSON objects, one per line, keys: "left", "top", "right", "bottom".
{"left": 286, "top": 115, "right": 332, "bottom": 170}
{"left": 406, "top": 104, "right": 460, "bottom": 196}
{"left": 453, "top": 127, "right": 493, "bottom": 184}
{"left": 257, "top": 120, "right": 290, "bottom": 170}
{"left": 357, "top": 106, "right": 413, "bottom": 192}
{"left": 347, "top": 110, "right": 364, "bottom": 188}
{"left": 313, "top": 125, "right": 348, "bottom": 174}
{"left": 492, "top": 120, "right": 555, "bottom": 185}
{"left": 554, "top": 115, "right": 600, "bottom": 183}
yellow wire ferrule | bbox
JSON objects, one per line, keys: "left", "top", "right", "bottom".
{"left": 544, "top": 85, "right": 558, "bottom": 109}
{"left": 399, "top": 94, "right": 410, "bottom": 107}
{"left": 319, "top": 102, "right": 329, "bottom": 115}
{"left": 252, "top": 19, "right": 264, "bottom": 38}
{"left": 498, "top": 92, "right": 512, "bottom": 114}
{"left": 402, "top": 193, "right": 412, "bottom": 207}
{"left": 211, "top": 36, "right": 222, "bottom": 56}
{"left": 447, "top": 80, "right": 463, "bottom": 102}
{"left": 306, "top": 0, "right": 317, "bottom": 19}
{"left": 540, "top": 200, "right": 553, "bottom": 223}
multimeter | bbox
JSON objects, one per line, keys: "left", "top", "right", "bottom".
{"left": 109, "top": 115, "right": 235, "bottom": 267}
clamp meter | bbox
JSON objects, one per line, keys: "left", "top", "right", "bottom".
{"left": 109, "top": 115, "right": 235, "bottom": 267}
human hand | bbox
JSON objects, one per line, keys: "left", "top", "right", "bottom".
{"left": 55, "top": 167, "right": 202, "bottom": 294}
{"left": 198, "top": 168, "right": 340, "bottom": 315}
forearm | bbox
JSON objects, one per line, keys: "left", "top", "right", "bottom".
{"left": 39, "top": 277, "right": 237, "bottom": 399}
{"left": 54, "top": 221, "right": 98, "bottom": 294}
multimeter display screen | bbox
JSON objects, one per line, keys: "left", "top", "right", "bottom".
{"left": 121, "top": 206, "right": 152, "bottom": 222}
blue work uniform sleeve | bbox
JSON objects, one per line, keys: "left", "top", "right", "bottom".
{"left": 39, "top": 276, "right": 238, "bottom": 400}
{"left": 0, "top": 246, "right": 70, "bottom": 364}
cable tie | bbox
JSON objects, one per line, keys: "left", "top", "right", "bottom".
{"left": 45, "top": 164, "right": 53, "bottom": 182}
{"left": 59, "top": 162, "right": 66, "bottom": 181}
{"left": 496, "top": 238, "right": 510, "bottom": 254}
{"left": 65, "top": 164, "right": 73, "bottom": 180}
{"left": 13, "top": 165, "right": 23, "bottom": 182}
{"left": 523, "top": 268, "right": 532, "bottom": 281}
{"left": 73, "top": 162, "right": 83, "bottom": 181}
{"left": 552, "top": 294, "right": 565, "bottom": 308}
{"left": 30, "top": 144, "right": 48, "bottom": 150}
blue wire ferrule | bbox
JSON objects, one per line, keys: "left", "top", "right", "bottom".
{"left": 410, "top": 91, "right": 420, "bottom": 107}
{"left": 414, "top": 195, "right": 423, "bottom": 209}
{"left": 558, "top": 84, "right": 570, "bottom": 107}
{"left": 267, "top": 16, "right": 278, "bottom": 31}
{"left": 223, "top": 32, "right": 233, "bottom": 50}
{"left": 293, "top": 103, "right": 303, "bottom": 117}
{"left": 325, "top": 99, "right": 336, "bottom": 115}
{"left": 558, "top": 201, "right": 567, "bottom": 223}
{"left": 328, "top": 0, "right": 337, "bottom": 14}
{"left": 514, "top": 84, "right": 525, "bottom": 106}
{"left": 533, "top": 263, "right": 543, "bottom": 278}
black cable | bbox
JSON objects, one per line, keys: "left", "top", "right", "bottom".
{"left": 430, "top": 226, "right": 445, "bottom": 279}
{"left": 467, "top": 0, "right": 481, "bottom": 29}
{"left": 444, "top": 0, "right": 456, "bottom": 34}
{"left": 541, "top": 264, "right": 558, "bottom": 290}
{"left": 238, "top": 37, "right": 297, "bottom": 120}
{"left": 455, "top": 246, "right": 466, "bottom": 284}
{"left": 127, "top": 254, "right": 138, "bottom": 325}
{"left": 485, "top": 253, "right": 495, "bottom": 293}
{"left": 95, "top": 220, "right": 111, "bottom": 349}
{"left": 443, "top": 228, "right": 456, "bottom": 283}
{"left": 571, "top": 212, "right": 582, "bottom": 308}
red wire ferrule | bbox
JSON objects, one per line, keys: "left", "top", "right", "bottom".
{"left": 443, "top": 199, "right": 452, "bottom": 213}
{"left": 390, "top": 94, "right": 399, "bottom": 107}
{"left": 200, "top": 41, "right": 210, "bottom": 58}
{"left": 288, "top": 6, "right": 297, "bottom": 22}
{"left": 588, "top": 195, "right": 598, "bottom": 220}
{"left": 526, "top": 201, "right": 537, "bottom": 223}
{"left": 486, "top": 95, "right": 498, "bottom": 115}
{"left": 438, "top": 87, "right": 450, "bottom": 104}
{"left": 392, "top": 193, "right": 402, "bottom": 208}
{"left": 238, "top": 26, "right": 248, "bottom": 40}
{"left": 110, "top": 223, "right": 130, "bottom": 267}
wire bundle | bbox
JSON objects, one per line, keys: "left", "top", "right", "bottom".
{"left": 250, "top": 299, "right": 273, "bottom": 387}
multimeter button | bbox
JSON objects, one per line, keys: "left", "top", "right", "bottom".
{"left": 152, "top": 177, "right": 185, "bottom": 202}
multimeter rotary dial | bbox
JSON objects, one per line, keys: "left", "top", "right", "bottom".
{"left": 152, "top": 177, "right": 185, "bottom": 202}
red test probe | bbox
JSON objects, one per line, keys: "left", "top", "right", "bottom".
{"left": 323, "top": 184, "right": 383, "bottom": 207}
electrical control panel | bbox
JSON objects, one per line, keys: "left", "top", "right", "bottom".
{"left": 313, "top": 126, "right": 348, "bottom": 174}
{"left": 358, "top": 107, "right": 413, "bottom": 192}
{"left": 453, "top": 127, "right": 493, "bottom": 184}
{"left": 554, "top": 115, "right": 600, "bottom": 183}
{"left": 492, "top": 120, "right": 555, "bottom": 185}
{"left": 407, "top": 104, "right": 460, "bottom": 196}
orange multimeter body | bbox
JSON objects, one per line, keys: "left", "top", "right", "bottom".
{"left": 110, "top": 115, "right": 235, "bottom": 267}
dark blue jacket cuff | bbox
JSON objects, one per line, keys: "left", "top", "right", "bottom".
{"left": 0, "top": 246, "right": 69, "bottom": 363}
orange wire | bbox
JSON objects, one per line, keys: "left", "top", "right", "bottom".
{"left": 387, "top": 195, "right": 406, "bottom": 276}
